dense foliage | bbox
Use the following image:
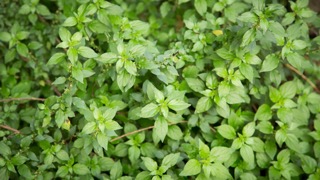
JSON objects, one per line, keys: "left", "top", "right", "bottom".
{"left": 1, "top": 0, "right": 320, "bottom": 179}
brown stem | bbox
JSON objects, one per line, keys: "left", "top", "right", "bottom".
{"left": 285, "top": 63, "right": 320, "bottom": 93}
{"left": 0, "top": 125, "right": 21, "bottom": 134}
{"left": 110, "top": 120, "right": 188, "bottom": 142}
{"left": 45, "top": 79, "right": 62, "bottom": 96}
{"left": 0, "top": 97, "right": 45, "bottom": 103}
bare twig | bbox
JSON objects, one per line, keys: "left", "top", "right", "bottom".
{"left": 45, "top": 79, "right": 62, "bottom": 96}
{"left": 0, "top": 97, "right": 45, "bottom": 103}
{"left": 285, "top": 63, "right": 320, "bottom": 93}
{"left": 110, "top": 120, "right": 188, "bottom": 142}
{"left": 0, "top": 124, "right": 21, "bottom": 134}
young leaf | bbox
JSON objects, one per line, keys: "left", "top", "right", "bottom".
{"left": 240, "top": 144, "right": 255, "bottom": 165}
{"left": 239, "top": 63, "right": 254, "bottom": 83}
{"left": 243, "top": 122, "right": 255, "bottom": 137}
{"left": 185, "top": 78, "right": 205, "bottom": 92}
{"left": 97, "top": 132, "right": 108, "bottom": 150}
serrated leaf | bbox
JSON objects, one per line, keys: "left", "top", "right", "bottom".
{"left": 286, "top": 52, "right": 303, "bottom": 70}
{"left": 210, "top": 147, "right": 234, "bottom": 163}
{"left": 243, "top": 122, "right": 255, "bottom": 137}
{"left": 72, "top": 68, "right": 84, "bottom": 83}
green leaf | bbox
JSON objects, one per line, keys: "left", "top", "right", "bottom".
{"left": 82, "top": 122, "right": 96, "bottom": 134}
{"left": 185, "top": 78, "right": 205, "bottom": 92}
{"left": 18, "top": 4, "right": 31, "bottom": 14}
{"left": 59, "top": 27, "right": 71, "bottom": 42}
{"left": 217, "top": 124, "right": 236, "bottom": 140}
{"left": 260, "top": 54, "right": 280, "bottom": 72}
{"left": 52, "top": 77, "right": 66, "bottom": 85}
{"left": 243, "top": 122, "right": 255, "bottom": 137}
{"left": 211, "top": 163, "right": 232, "bottom": 179}
{"left": 0, "top": 32, "right": 11, "bottom": 42}
{"left": 275, "top": 129, "right": 287, "bottom": 147}
{"left": 277, "top": 149, "right": 290, "bottom": 163}
{"left": 154, "top": 116, "right": 168, "bottom": 142}
{"left": 16, "top": 43, "right": 29, "bottom": 57}
{"left": 195, "top": 0, "right": 207, "bottom": 16}
{"left": 199, "top": 140, "right": 210, "bottom": 159}
{"left": 17, "top": 164, "right": 33, "bottom": 179}
{"left": 216, "top": 48, "right": 234, "bottom": 60}
{"left": 56, "top": 150, "right": 69, "bottom": 161}
{"left": 55, "top": 109, "right": 65, "bottom": 128}
{"left": 72, "top": 67, "right": 84, "bottom": 83}
{"left": 279, "top": 81, "right": 296, "bottom": 99}
{"left": 96, "top": 52, "right": 118, "bottom": 63}
{"left": 269, "top": 86, "right": 281, "bottom": 103}
{"left": 160, "top": 2, "right": 171, "bottom": 17}
{"left": 142, "top": 157, "right": 158, "bottom": 172}
{"left": 240, "top": 144, "right": 255, "bottom": 165}
{"left": 67, "top": 47, "right": 78, "bottom": 64}
{"left": 179, "top": 159, "right": 201, "bottom": 176}
{"left": 128, "top": 146, "right": 140, "bottom": 163}
{"left": 36, "top": 4, "right": 51, "bottom": 16}
{"left": 167, "top": 125, "right": 183, "bottom": 140}
{"left": 195, "top": 96, "right": 213, "bottom": 113}
{"left": 239, "top": 63, "right": 254, "bottom": 83}
{"left": 285, "top": 134, "right": 300, "bottom": 153}
{"left": 269, "top": 21, "right": 286, "bottom": 37}
{"left": 300, "top": 154, "right": 317, "bottom": 174}
{"left": 241, "top": 29, "right": 256, "bottom": 47}
{"left": 56, "top": 166, "right": 69, "bottom": 177}
{"left": 63, "top": 17, "right": 77, "bottom": 27}
{"left": 257, "top": 121, "right": 273, "bottom": 134}
{"left": 97, "top": 132, "right": 108, "bottom": 150}
{"left": 140, "top": 103, "right": 159, "bottom": 118}
{"left": 110, "top": 161, "right": 123, "bottom": 179}
{"left": 210, "top": 147, "right": 234, "bottom": 163}
{"left": 78, "top": 46, "right": 98, "bottom": 58}
{"left": 16, "top": 31, "right": 30, "bottom": 40}
{"left": 73, "top": 163, "right": 90, "bottom": 175}
{"left": 47, "top": 53, "right": 66, "bottom": 65}
{"left": 286, "top": 52, "right": 303, "bottom": 70}
{"left": 255, "top": 104, "right": 272, "bottom": 121}
{"left": 265, "top": 140, "right": 277, "bottom": 159}
{"left": 168, "top": 99, "right": 190, "bottom": 112}
{"left": 162, "top": 153, "right": 180, "bottom": 170}
{"left": 11, "top": 155, "right": 27, "bottom": 166}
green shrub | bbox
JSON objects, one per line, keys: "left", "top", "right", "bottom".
{"left": 1, "top": 0, "right": 320, "bottom": 179}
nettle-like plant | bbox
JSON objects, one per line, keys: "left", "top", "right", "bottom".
{"left": 1, "top": 0, "right": 320, "bottom": 179}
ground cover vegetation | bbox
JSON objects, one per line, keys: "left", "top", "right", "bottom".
{"left": 1, "top": 0, "right": 320, "bottom": 179}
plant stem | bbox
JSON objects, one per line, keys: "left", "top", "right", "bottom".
{"left": 0, "top": 125, "right": 21, "bottom": 134}
{"left": 0, "top": 97, "right": 45, "bottom": 103}
{"left": 110, "top": 120, "right": 188, "bottom": 142}
{"left": 285, "top": 63, "right": 320, "bottom": 93}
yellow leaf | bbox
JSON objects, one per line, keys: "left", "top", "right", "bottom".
{"left": 213, "top": 30, "right": 223, "bottom": 36}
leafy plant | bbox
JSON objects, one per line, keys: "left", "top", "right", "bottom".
{"left": 1, "top": 0, "right": 320, "bottom": 179}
